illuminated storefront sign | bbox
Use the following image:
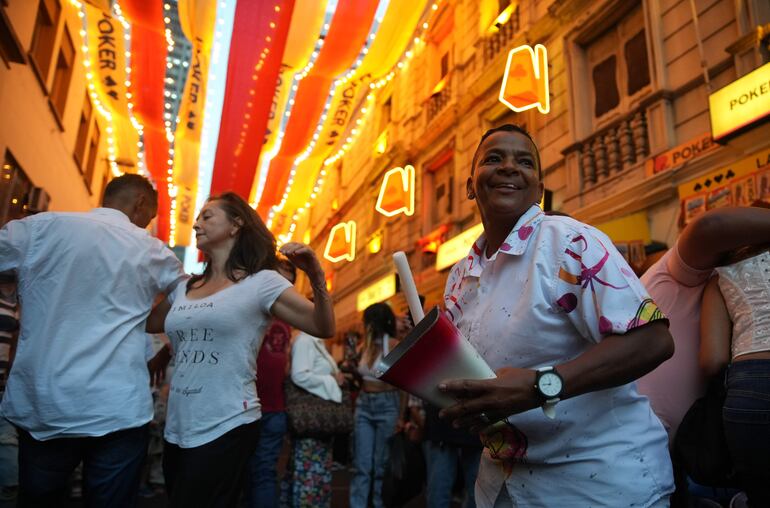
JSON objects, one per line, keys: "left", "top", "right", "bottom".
{"left": 418, "top": 224, "right": 449, "bottom": 254}
{"left": 375, "top": 165, "right": 415, "bottom": 217}
{"left": 323, "top": 221, "right": 356, "bottom": 263}
{"left": 709, "top": 62, "right": 770, "bottom": 141}
{"left": 499, "top": 44, "right": 550, "bottom": 114}
{"left": 435, "top": 223, "right": 485, "bottom": 271}
{"left": 356, "top": 274, "right": 397, "bottom": 312}
{"left": 645, "top": 133, "right": 717, "bottom": 177}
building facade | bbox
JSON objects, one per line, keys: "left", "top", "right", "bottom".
{"left": 300, "top": 0, "right": 770, "bottom": 335}
{"left": 0, "top": 0, "right": 119, "bottom": 220}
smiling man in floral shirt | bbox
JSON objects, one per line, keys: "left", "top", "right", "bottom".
{"left": 439, "top": 124, "right": 675, "bottom": 507}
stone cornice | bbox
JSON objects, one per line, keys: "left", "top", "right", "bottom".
{"left": 568, "top": 143, "right": 741, "bottom": 224}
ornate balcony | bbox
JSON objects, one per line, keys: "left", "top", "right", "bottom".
{"left": 570, "top": 108, "right": 650, "bottom": 189}
{"left": 482, "top": 10, "right": 520, "bottom": 65}
{"left": 426, "top": 76, "right": 453, "bottom": 122}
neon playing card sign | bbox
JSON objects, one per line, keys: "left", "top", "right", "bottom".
{"left": 499, "top": 44, "right": 550, "bottom": 114}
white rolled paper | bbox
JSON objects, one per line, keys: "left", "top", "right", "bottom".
{"left": 392, "top": 251, "right": 425, "bottom": 323}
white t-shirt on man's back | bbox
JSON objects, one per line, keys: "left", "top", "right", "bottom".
{"left": 0, "top": 208, "right": 185, "bottom": 440}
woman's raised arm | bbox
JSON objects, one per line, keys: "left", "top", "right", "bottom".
{"left": 271, "top": 242, "right": 335, "bottom": 338}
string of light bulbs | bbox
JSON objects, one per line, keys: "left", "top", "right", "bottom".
{"left": 266, "top": 15, "right": 385, "bottom": 232}
{"left": 274, "top": 1, "right": 442, "bottom": 246}
{"left": 70, "top": 0, "right": 121, "bottom": 177}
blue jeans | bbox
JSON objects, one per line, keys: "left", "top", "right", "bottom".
{"left": 18, "top": 424, "right": 149, "bottom": 508}
{"left": 246, "top": 412, "right": 287, "bottom": 508}
{"left": 423, "top": 441, "right": 481, "bottom": 508}
{"left": 349, "top": 391, "right": 399, "bottom": 508}
{"left": 723, "top": 360, "right": 770, "bottom": 507}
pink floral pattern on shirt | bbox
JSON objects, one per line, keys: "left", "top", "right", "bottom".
{"left": 555, "top": 229, "right": 665, "bottom": 340}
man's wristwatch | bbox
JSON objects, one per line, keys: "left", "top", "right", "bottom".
{"left": 534, "top": 366, "right": 563, "bottom": 419}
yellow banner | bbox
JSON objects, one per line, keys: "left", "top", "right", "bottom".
{"left": 172, "top": 0, "right": 217, "bottom": 246}
{"left": 273, "top": 0, "right": 430, "bottom": 238}
{"left": 84, "top": 3, "right": 138, "bottom": 171}
{"left": 595, "top": 212, "right": 651, "bottom": 244}
{"left": 262, "top": 64, "right": 293, "bottom": 160}
{"left": 678, "top": 147, "right": 770, "bottom": 199}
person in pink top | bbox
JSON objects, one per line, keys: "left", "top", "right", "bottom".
{"left": 637, "top": 205, "right": 770, "bottom": 440}
{"left": 636, "top": 204, "right": 770, "bottom": 505}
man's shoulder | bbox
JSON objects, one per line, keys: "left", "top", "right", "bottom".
{"left": 44, "top": 210, "right": 168, "bottom": 251}
{"left": 21, "top": 210, "right": 79, "bottom": 225}
{"left": 536, "top": 215, "right": 598, "bottom": 248}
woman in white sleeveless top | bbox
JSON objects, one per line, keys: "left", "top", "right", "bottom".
{"left": 349, "top": 303, "right": 401, "bottom": 508}
{"left": 701, "top": 244, "right": 770, "bottom": 506}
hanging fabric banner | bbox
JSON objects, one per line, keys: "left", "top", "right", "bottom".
{"left": 84, "top": 2, "right": 139, "bottom": 172}
{"left": 256, "top": 0, "right": 381, "bottom": 218}
{"left": 122, "top": 0, "right": 171, "bottom": 242}
{"left": 271, "top": 0, "right": 428, "bottom": 237}
{"left": 209, "top": 0, "right": 296, "bottom": 198}
{"left": 250, "top": 0, "right": 327, "bottom": 203}
{"left": 172, "top": 0, "right": 217, "bottom": 247}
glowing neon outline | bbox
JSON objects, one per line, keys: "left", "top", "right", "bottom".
{"left": 375, "top": 165, "right": 415, "bottom": 217}
{"left": 323, "top": 220, "right": 357, "bottom": 263}
{"left": 498, "top": 44, "right": 550, "bottom": 115}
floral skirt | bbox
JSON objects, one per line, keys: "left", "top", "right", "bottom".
{"left": 280, "top": 437, "right": 333, "bottom": 508}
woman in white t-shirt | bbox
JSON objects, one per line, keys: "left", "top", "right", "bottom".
{"left": 146, "top": 192, "right": 334, "bottom": 508}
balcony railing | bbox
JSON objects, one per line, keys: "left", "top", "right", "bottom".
{"left": 572, "top": 108, "right": 650, "bottom": 188}
{"left": 426, "top": 75, "right": 453, "bottom": 122}
{"left": 482, "top": 10, "right": 520, "bottom": 64}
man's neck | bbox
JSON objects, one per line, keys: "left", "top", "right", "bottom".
{"left": 482, "top": 218, "right": 516, "bottom": 257}
{"left": 101, "top": 203, "right": 131, "bottom": 219}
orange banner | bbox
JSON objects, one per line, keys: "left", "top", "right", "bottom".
{"left": 122, "top": 0, "right": 171, "bottom": 241}
{"left": 84, "top": 3, "right": 139, "bottom": 171}
{"left": 256, "top": 0, "right": 381, "bottom": 218}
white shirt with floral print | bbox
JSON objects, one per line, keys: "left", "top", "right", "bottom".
{"left": 443, "top": 205, "right": 673, "bottom": 507}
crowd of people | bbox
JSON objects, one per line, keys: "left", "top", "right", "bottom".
{"left": 0, "top": 124, "right": 767, "bottom": 508}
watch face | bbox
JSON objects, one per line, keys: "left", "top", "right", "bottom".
{"left": 538, "top": 372, "right": 563, "bottom": 398}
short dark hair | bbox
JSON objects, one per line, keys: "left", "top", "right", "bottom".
{"left": 187, "top": 192, "right": 279, "bottom": 291}
{"left": 471, "top": 124, "right": 542, "bottom": 179}
{"left": 103, "top": 174, "right": 157, "bottom": 204}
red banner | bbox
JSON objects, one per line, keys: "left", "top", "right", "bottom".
{"left": 122, "top": 0, "right": 170, "bottom": 241}
{"left": 209, "top": 0, "right": 296, "bottom": 199}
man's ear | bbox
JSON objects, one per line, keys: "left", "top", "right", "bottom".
{"left": 466, "top": 177, "right": 475, "bottom": 200}
{"left": 134, "top": 192, "right": 147, "bottom": 209}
